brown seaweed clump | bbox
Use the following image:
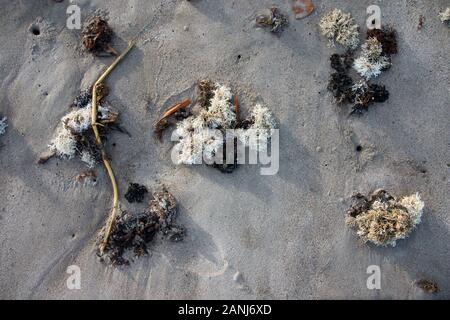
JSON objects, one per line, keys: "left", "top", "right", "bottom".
{"left": 98, "top": 188, "right": 184, "bottom": 265}
{"left": 256, "top": 7, "right": 288, "bottom": 33}
{"left": 416, "top": 279, "right": 439, "bottom": 294}
{"left": 346, "top": 190, "right": 424, "bottom": 247}
{"left": 82, "top": 15, "right": 116, "bottom": 56}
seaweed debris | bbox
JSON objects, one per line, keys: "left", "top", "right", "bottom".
{"left": 163, "top": 81, "right": 277, "bottom": 173}
{"left": 125, "top": 183, "right": 148, "bottom": 203}
{"left": 0, "top": 116, "right": 7, "bottom": 136}
{"left": 416, "top": 279, "right": 439, "bottom": 294}
{"left": 326, "top": 27, "right": 397, "bottom": 114}
{"left": 82, "top": 15, "right": 117, "bottom": 56}
{"left": 256, "top": 7, "right": 288, "bottom": 33}
{"left": 366, "top": 27, "right": 398, "bottom": 55}
{"left": 319, "top": 9, "right": 360, "bottom": 50}
{"left": 346, "top": 190, "right": 424, "bottom": 246}
{"left": 439, "top": 8, "right": 450, "bottom": 27}
{"left": 38, "top": 89, "right": 118, "bottom": 167}
{"left": 98, "top": 187, "right": 184, "bottom": 265}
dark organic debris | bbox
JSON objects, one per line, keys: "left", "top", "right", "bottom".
{"left": 71, "top": 90, "right": 92, "bottom": 109}
{"left": 347, "top": 190, "right": 394, "bottom": 218}
{"left": 416, "top": 279, "right": 439, "bottom": 294}
{"left": 366, "top": 27, "right": 398, "bottom": 55}
{"left": 82, "top": 15, "right": 117, "bottom": 56}
{"left": 349, "top": 82, "right": 389, "bottom": 115}
{"left": 256, "top": 7, "right": 288, "bottom": 33}
{"left": 327, "top": 72, "right": 353, "bottom": 102}
{"left": 98, "top": 188, "right": 184, "bottom": 265}
{"left": 330, "top": 53, "right": 354, "bottom": 73}
{"left": 125, "top": 183, "right": 148, "bottom": 203}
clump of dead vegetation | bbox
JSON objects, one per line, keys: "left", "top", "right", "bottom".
{"left": 326, "top": 24, "right": 397, "bottom": 114}
{"left": 82, "top": 15, "right": 117, "bottom": 56}
{"left": 97, "top": 187, "right": 185, "bottom": 265}
{"left": 155, "top": 80, "right": 278, "bottom": 173}
{"left": 439, "top": 8, "right": 450, "bottom": 27}
{"left": 346, "top": 190, "right": 424, "bottom": 247}
{"left": 255, "top": 7, "right": 288, "bottom": 33}
{"left": 416, "top": 279, "right": 439, "bottom": 294}
{"left": 319, "top": 9, "right": 360, "bottom": 50}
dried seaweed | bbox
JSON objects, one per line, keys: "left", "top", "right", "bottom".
{"left": 290, "top": 0, "right": 314, "bottom": 20}
{"left": 197, "top": 79, "right": 214, "bottom": 109}
{"left": 366, "top": 27, "right": 398, "bottom": 55}
{"left": 327, "top": 72, "right": 354, "bottom": 102}
{"left": 346, "top": 190, "right": 424, "bottom": 246}
{"left": 256, "top": 7, "right": 288, "bottom": 33}
{"left": 98, "top": 188, "right": 184, "bottom": 265}
{"left": 125, "top": 183, "right": 148, "bottom": 203}
{"left": 416, "top": 279, "right": 439, "bottom": 294}
{"left": 82, "top": 15, "right": 117, "bottom": 56}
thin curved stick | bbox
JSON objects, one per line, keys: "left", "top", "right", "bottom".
{"left": 91, "top": 40, "right": 134, "bottom": 254}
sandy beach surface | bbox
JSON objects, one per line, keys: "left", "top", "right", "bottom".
{"left": 0, "top": 0, "right": 449, "bottom": 299}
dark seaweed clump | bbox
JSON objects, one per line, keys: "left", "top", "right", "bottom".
{"left": 125, "top": 183, "right": 148, "bottom": 203}
{"left": 367, "top": 27, "right": 398, "bottom": 55}
{"left": 99, "top": 188, "right": 185, "bottom": 266}
{"left": 327, "top": 28, "right": 397, "bottom": 114}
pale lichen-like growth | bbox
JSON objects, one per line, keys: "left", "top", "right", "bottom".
{"left": 47, "top": 102, "right": 114, "bottom": 165}
{"left": 174, "top": 83, "right": 236, "bottom": 164}
{"left": 353, "top": 37, "right": 391, "bottom": 80}
{"left": 346, "top": 190, "right": 424, "bottom": 247}
{"left": 238, "top": 104, "right": 278, "bottom": 152}
{"left": 319, "top": 9, "right": 360, "bottom": 49}
{"left": 49, "top": 128, "right": 78, "bottom": 158}
{"left": 439, "top": 7, "right": 450, "bottom": 26}
{"left": 173, "top": 82, "right": 277, "bottom": 167}
{"left": 0, "top": 117, "right": 7, "bottom": 135}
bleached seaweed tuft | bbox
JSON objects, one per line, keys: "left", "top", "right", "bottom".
{"left": 353, "top": 37, "right": 391, "bottom": 80}
{"left": 62, "top": 107, "right": 92, "bottom": 133}
{"left": 49, "top": 127, "right": 78, "bottom": 158}
{"left": 319, "top": 9, "right": 360, "bottom": 50}
{"left": 46, "top": 102, "right": 114, "bottom": 166}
